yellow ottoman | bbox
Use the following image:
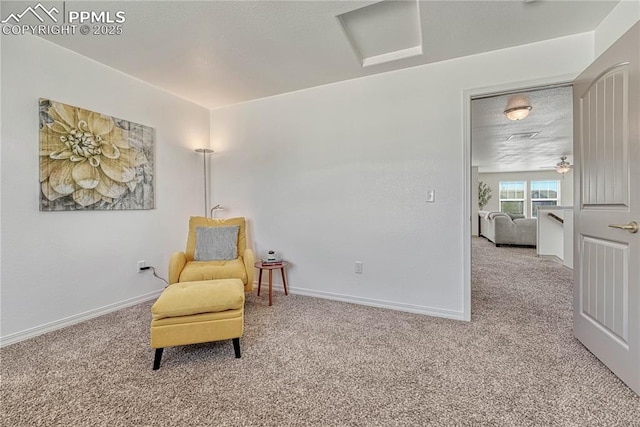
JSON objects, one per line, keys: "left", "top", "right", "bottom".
{"left": 150, "top": 278, "right": 245, "bottom": 370}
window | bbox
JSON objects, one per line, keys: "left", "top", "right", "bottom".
{"left": 530, "top": 180, "right": 559, "bottom": 218}
{"left": 499, "top": 181, "right": 526, "bottom": 215}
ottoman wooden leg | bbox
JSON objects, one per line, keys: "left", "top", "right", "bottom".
{"left": 153, "top": 348, "right": 164, "bottom": 370}
{"left": 232, "top": 338, "right": 241, "bottom": 358}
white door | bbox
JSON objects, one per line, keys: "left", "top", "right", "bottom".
{"left": 573, "top": 22, "right": 640, "bottom": 395}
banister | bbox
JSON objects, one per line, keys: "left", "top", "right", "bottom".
{"left": 547, "top": 212, "right": 564, "bottom": 224}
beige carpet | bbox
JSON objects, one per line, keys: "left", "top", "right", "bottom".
{"left": 1, "top": 237, "right": 639, "bottom": 426}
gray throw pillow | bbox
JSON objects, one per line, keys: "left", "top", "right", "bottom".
{"left": 507, "top": 212, "right": 525, "bottom": 220}
{"left": 194, "top": 225, "right": 239, "bottom": 261}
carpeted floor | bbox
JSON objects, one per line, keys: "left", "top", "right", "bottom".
{"left": 1, "top": 237, "right": 639, "bottom": 426}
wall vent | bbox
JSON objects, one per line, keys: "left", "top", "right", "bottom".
{"left": 507, "top": 132, "right": 539, "bottom": 141}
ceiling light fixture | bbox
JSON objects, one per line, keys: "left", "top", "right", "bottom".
{"left": 504, "top": 105, "right": 532, "bottom": 121}
{"left": 555, "top": 156, "right": 572, "bottom": 175}
{"left": 504, "top": 94, "right": 533, "bottom": 121}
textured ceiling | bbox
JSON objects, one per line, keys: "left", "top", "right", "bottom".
{"left": 13, "top": 0, "right": 616, "bottom": 173}
{"left": 471, "top": 85, "right": 574, "bottom": 173}
{"left": 29, "top": 0, "right": 618, "bottom": 109}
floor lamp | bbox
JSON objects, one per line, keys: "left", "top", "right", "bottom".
{"left": 194, "top": 148, "right": 214, "bottom": 217}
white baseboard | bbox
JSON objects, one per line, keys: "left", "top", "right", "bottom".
{"left": 255, "top": 282, "right": 465, "bottom": 321}
{"left": 3, "top": 283, "right": 464, "bottom": 348}
{"left": 0, "top": 289, "right": 163, "bottom": 348}
{"left": 538, "top": 254, "right": 564, "bottom": 264}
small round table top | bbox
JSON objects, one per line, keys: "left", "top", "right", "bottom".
{"left": 254, "top": 260, "right": 289, "bottom": 269}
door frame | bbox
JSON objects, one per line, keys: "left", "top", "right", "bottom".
{"left": 462, "top": 73, "right": 578, "bottom": 321}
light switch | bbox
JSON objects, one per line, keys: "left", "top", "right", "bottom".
{"left": 355, "top": 261, "right": 363, "bottom": 274}
{"left": 426, "top": 189, "right": 435, "bottom": 203}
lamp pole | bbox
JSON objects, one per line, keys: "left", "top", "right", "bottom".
{"left": 194, "top": 148, "right": 214, "bottom": 217}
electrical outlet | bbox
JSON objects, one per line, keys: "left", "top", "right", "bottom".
{"left": 355, "top": 261, "right": 363, "bottom": 274}
{"left": 137, "top": 260, "right": 146, "bottom": 273}
{"left": 426, "top": 189, "right": 435, "bottom": 203}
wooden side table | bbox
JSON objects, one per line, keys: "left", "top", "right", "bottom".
{"left": 254, "top": 261, "right": 289, "bottom": 306}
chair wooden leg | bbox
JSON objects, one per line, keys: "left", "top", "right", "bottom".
{"left": 153, "top": 348, "right": 164, "bottom": 370}
{"left": 232, "top": 338, "right": 241, "bottom": 358}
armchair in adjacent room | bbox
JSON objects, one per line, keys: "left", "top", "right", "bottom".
{"left": 169, "top": 216, "right": 254, "bottom": 291}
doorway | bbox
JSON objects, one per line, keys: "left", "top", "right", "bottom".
{"left": 462, "top": 77, "right": 576, "bottom": 320}
{"left": 464, "top": 21, "right": 640, "bottom": 397}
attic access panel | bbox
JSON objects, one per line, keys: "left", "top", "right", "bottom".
{"left": 337, "top": 0, "right": 423, "bottom": 67}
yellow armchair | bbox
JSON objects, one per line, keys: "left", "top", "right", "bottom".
{"left": 169, "top": 216, "right": 254, "bottom": 292}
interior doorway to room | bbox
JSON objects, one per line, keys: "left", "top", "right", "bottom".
{"left": 465, "top": 24, "right": 639, "bottom": 395}
{"left": 467, "top": 82, "right": 575, "bottom": 316}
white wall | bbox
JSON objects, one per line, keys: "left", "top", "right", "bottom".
{"left": 1, "top": 35, "right": 210, "bottom": 342}
{"left": 211, "top": 33, "right": 594, "bottom": 319}
{"left": 478, "top": 170, "right": 574, "bottom": 215}
{"left": 471, "top": 167, "right": 479, "bottom": 236}
{"left": 594, "top": 0, "right": 640, "bottom": 58}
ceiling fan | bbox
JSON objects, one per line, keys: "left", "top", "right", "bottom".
{"left": 540, "top": 156, "right": 574, "bottom": 175}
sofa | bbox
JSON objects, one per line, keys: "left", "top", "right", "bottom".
{"left": 478, "top": 211, "right": 537, "bottom": 246}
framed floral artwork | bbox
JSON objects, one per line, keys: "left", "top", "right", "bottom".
{"left": 39, "top": 99, "right": 155, "bottom": 211}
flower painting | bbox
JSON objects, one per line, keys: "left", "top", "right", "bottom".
{"left": 39, "top": 99, "right": 155, "bottom": 211}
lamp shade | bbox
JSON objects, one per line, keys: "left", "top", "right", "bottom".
{"left": 194, "top": 148, "right": 214, "bottom": 154}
